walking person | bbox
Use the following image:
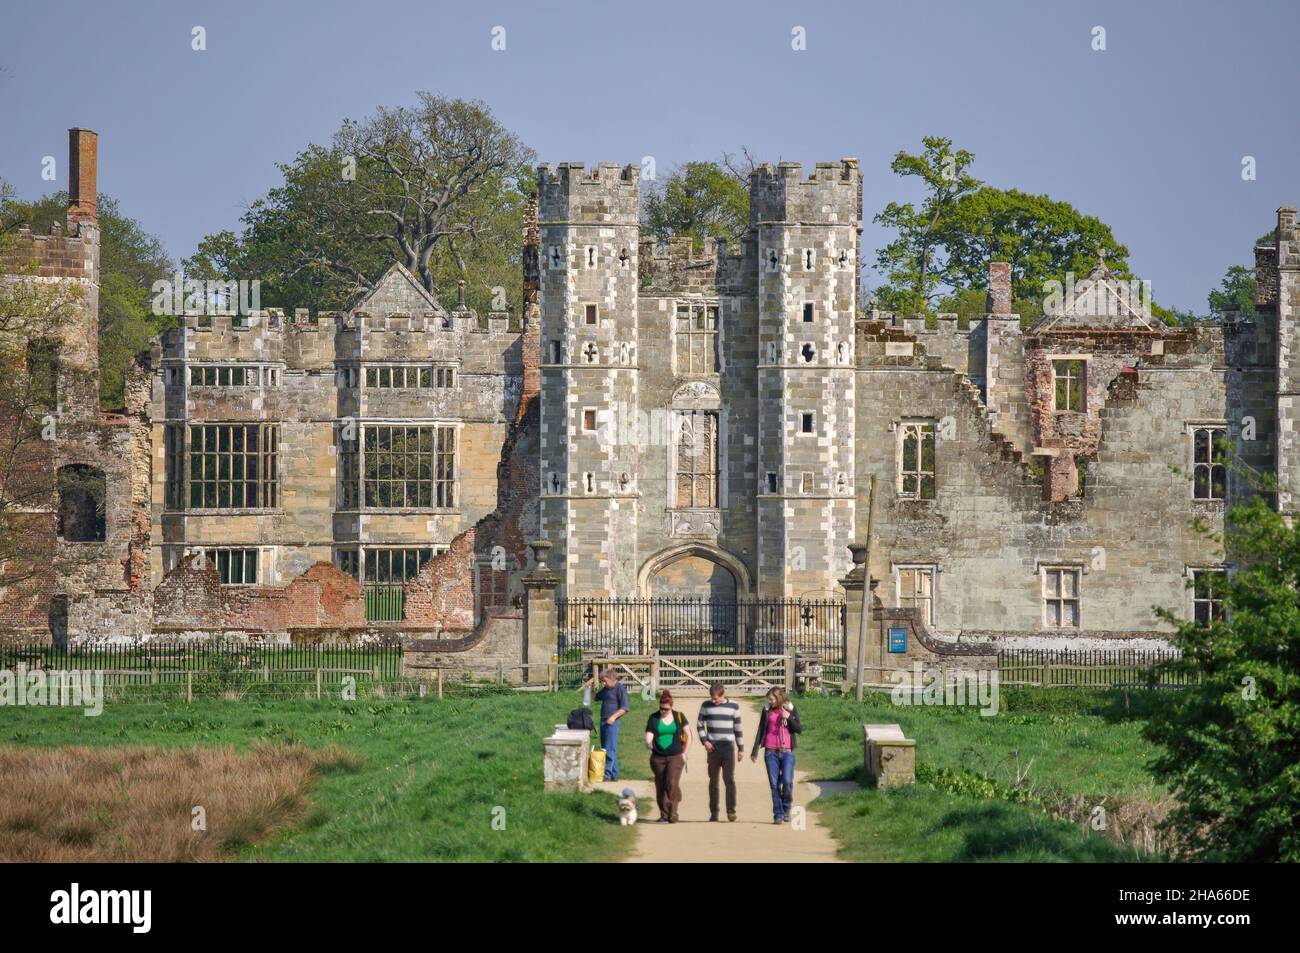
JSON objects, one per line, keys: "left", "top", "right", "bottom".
{"left": 697, "top": 682, "right": 744, "bottom": 822}
{"left": 750, "top": 687, "right": 802, "bottom": 824}
{"left": 644, "top": 689, "right": 691, "bottom": 822}
{"left": 593, "top": 667, "right": 629, "bottom": 781}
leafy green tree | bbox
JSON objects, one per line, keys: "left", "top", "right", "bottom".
{"left": 871, "top": 136, "right": 980, "bottom": 314}
{"left": 642, "top": 161, "right": 750, "bottom": 250}
{"left": 1207, "top": 264, "right": 1257, "bottom": 320}
{"left": 1147, "top": 494, "right": 1300, "bottom": 861}
{"left": 1, "top": 190, "right": 173, "bottom": 409}
{"left": 943, "top": 187, "right": 1131, "bottom": 307}
{"left": 186, "top": 94, "right": 535, "bottom": 317}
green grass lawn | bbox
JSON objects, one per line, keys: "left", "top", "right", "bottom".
{"left": 0, "top": 691, "right": 652, "bottom": 862}
{"left": 794, "top": 688, "right": 1170, "bottom": 862}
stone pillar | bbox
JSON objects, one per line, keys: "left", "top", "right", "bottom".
{"left": 841, "top": 544, "right": 881, "bottom": 688}
{"left": 523, "top": 540, "right": 560, "bottom": 686}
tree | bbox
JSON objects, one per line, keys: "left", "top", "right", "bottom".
{"left": 188, "top": 94, "right": 536, "bottom": 316}
{"left": 943, "top": 187, "right": 1131, "bottom": 306}
{"left": 1147, "top": 493, "right": 1300, "bottom": 861}
{"left": 642, "top": 161, "right": 750, "bottom": 250}
{"left": 1207, "top": 264, "right": 1257, "bottom": 320}
{"left": 872, "top": 136, "right": 980, "bottom": 314}
{"left": 0, "top": 191, "right": 172, "bottom": 410}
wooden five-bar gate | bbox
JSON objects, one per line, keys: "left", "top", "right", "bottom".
{"left": 558, "top": 597, "right": 846, "bottom": 662}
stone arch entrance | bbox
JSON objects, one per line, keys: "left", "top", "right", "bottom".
{"left": 637, "top": 544, "right": 751, "bottom": 599}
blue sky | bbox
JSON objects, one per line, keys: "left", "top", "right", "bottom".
{"left": 1, "top": 0, "right": 1296, "bottom": 311}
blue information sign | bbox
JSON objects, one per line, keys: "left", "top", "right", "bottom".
{"left": 888, "top": 626, "right": 908, "bottom": 653}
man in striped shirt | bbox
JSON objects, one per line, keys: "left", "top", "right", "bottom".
{"left": 697, "top": 683, "right": 744, "bottom": 822}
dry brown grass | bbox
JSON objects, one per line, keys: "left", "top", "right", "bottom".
{"left": 0, "top": 743, "right": 361, "bottom": 862}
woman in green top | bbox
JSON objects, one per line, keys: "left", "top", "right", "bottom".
{"left": 643, "top": 689, "right": 691, "bottom": 822}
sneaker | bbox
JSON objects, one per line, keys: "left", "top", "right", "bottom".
{"left": 709, "top": 813, "right": 719, "bottom": 823}
{"left": 727, "top": 812, "right": 737, "bottom": 822}
{"left": 658, "top": 815, "right": 669, "bottom": 823}
{"left": 773, "top": 817, "right": 784, "bottom": 825}
{"left": 669, "top": 813, "right": 679, "bottom": 823}
{"left": 780, "top": 816, "right": 790, "bottom": 824}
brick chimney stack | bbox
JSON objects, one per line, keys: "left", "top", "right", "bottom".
{"left": 68, "top": 128, "right": 98, "bottom": 223}
{"left": 987, "top": 261, "right": 1012, "bottom": 314}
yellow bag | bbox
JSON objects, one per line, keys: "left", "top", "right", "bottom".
{"left": 587, "top": 748, "right": 606, "bottom": 784}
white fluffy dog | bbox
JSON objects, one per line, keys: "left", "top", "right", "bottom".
{"left": 617, "top": 787, "right": 638, "bottom": 826}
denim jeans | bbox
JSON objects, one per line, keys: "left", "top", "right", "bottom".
{"left": 600, "top": 718, "right": 621, "bottom": 780}
{"left": 764, "top": 750, "right": 795, "bottom": 820}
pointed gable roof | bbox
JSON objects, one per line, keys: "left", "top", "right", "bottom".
{"left": 348, "top": 263, "right": 448, "bottom": 317}
{"left": 1031, "top": 253, "right": 1161, "bottom": 333}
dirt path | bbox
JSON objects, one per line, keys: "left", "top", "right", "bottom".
{"left": 593, "top": 697, "right": 855, "bottom": 863}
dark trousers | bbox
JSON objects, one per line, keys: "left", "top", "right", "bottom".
{"left": 707, "top": 742, "right": 738, "bottom": 815}
{"left": 650, "top": 753, "right": 685, "bottom": 817}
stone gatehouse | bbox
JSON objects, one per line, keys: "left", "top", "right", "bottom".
{"left": 2, "top": 130, "right": 1298, "bottom": 654}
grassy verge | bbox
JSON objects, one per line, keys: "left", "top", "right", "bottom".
{"left": 795, "top": 688, "right": 1170, "bottom": 862}
{"left": 0, "top": 692, "right": 650, "bottom": 862}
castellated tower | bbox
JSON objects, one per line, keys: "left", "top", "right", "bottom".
{"left": 537, "top": 163, "right": 641, "bottom": 595}
{"left": 751, "top": 161, "right": 860, "bottom": 596}
{"left": 1272, "top": 206, "right": 1300, "bottom": 513}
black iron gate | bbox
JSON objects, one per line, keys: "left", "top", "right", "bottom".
{"left": 557, "top": 597, "right": 845, "bottom": 663}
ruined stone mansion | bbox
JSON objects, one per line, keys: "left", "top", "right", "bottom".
{"left": 3, "top": 130, "right": 1299, "bottom": 660}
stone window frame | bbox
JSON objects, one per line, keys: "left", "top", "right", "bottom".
{"left": 475, "top": 555, "right": 517, "bottom": 625}
{"left": 893, "top": 563, "right": 938, "bottom": 627}
{"left": 334, "top": 544, "right": 448, "bottom": 584}
{"left": 666, "top": 381, "right": 726, "bottom": 512}
{"left": 1039, "top": 563, "right": 1083, "bottom": 629}
{"left": 26, "top": 338, "right": 59, "bottom": 412}
{"left": 188, "top": 362, "right": 282, "bottom": 388}
{"left": 1050, "top": 355, "right": 1088, "bottom": 413}
{"left": 673, "top": 299, "right": 721, "bottom": 377}
{"left": 361, "top": 363, "right": 436, "bottom": 390}
{"left": 1186, "top": 421, "right": 1228, "bottom": 502}
{"left": 169, "top": 545, "right": 270, "bottom": 586}
{"left": 895, "top": 418, "right": 937, "bottom": 500}
{"left": 581, "top": 407, "right": 599, "bottom": 434}
{"left": 336, "top": 420, "right": 459, "bottom": 513}
{"left": 582, "top": 302, "right": 599, "bottom": 326}
{"left": 1186, "top": 565, "right": 1227, "bottom": 625}
{"left": 184, "top": 421, "right": 281, "bottom": 511}
{"left": 800, "top": 411, "right": 816, "bottom": 435}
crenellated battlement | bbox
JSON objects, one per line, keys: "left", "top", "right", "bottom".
{"left": 537, "top": 161, "right": 640, "bottom": 224}
{"left": 0, "top": 221, "right": 98, "bottom": 280}
{"left": 748, "top": 159, "right": 861, "bottom": 226}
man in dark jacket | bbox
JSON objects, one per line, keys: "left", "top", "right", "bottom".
{"left": 593, "top": 667, "right": 630, "bottom": 781}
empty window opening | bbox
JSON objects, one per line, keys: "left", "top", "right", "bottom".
{"left": 57, "top": 464, "right": 105, "bottom": 542}
{"left": 26, "top": 340, "right": 58, "bottom": 411}
{"left": 803, "top": 303, "right": 814, "bottom": 323}
{"left": 899, "top": 421, "right": 936, "bottom": 499}
{"left": 1053, "top": 360, "right": 1085, "bottom": 412}
{"left": 804, "top": 249, "right": 814, "bottom": 270}
{"left": 551, "top": 341, "right": 563, "bottom": 364}
{"left": 801, "top": 412, "right": 814, "bottom": 434}
{"left": 801, "top": 342, "right": 816, "bottom": 363}
{"left": 1192, "top": 568, "right": 1226, "bottom": 625}
{"left": 1192, "top": 427, "right": 1226, "bottom": 501}
{"left": 766, "top": 472, "right": 778, "bottom": 494}
{"left": 1042, "top": 567, "right": 1080, "bottom": 628}
{"left": 675, "top": 303, "right": 720, "bottom": 374}
{"left": 897, "top": 566, "right": 936, "bottom": 626}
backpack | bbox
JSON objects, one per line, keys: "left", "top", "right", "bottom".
{"left": 567, "top": 707, "right": 595, "bottom": 732}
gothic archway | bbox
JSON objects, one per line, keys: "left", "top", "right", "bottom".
{"left": 637, "top": 543, "right": 752, "bottom": 599}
